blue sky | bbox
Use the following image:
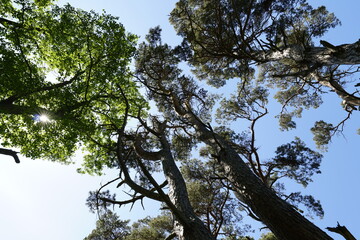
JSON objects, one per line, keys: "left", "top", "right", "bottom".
{"left": 0, "top": 1, "right": 359, "bottom": 240}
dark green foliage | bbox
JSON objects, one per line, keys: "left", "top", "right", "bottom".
{"left": 272, "top": 137, "right": 322, "bottom": 187}
{"left": 170, "top": 0, "right": 339, "bottom": 85}
{"left": 216, "top": 83, "right": 269, "bottom": 122}
{"left": 125, "top": 214, "right": 175, "bottom": 240}
{"left": 258, "top": 232, "right": 277, "bottom": 240}
{"left": 287, "top": 192, "right": 324, "bottom": 218}
{"left": 86, "top": 190, "right": 117, "bottom": 214}
{"left": 311, "top": 120, "right": 334, "bottom": 150}
{"left": 84, "top": 211, "right": 130, "bottom": 240}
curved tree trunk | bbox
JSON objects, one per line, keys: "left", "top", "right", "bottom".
{"left": 160, "top": 137, "right": 215, "bottom": 240}
{"left": 171, "top": 96, "right": 333, "bottom": 240}
{"left": 134, "top": 128, "right": 215, "bottom": 240}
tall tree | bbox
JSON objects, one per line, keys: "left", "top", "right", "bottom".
{"left": 169, "top": 0, "right": 360, "bottom": 146}
{"left": 0, "top": 0, "right": 145, "bottom": 170}
{"left": 1, "top": 1, "right": 357, "bottom": 240}
{"left": 128, "top": 27, "right": 331, "bottom": 239}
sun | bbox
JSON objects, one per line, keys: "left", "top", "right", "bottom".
{"left": 33, "top": 114, "right": 51, "bottom": 123}
{"left": 39, "top": 114, "right": 50, "bottom": 122}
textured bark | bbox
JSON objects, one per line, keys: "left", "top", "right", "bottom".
{"left": 160, "top": 135, "right": 215, "bottom": 240}
{"left": 171, "top": 96, "right": 333, "bottom": 240}
{"left": 159, "top": 134, "right": 215, "bottom": 240}
{"left": 133, "top": 130, "right": 215, "bottom": 240}
{"left": 216, "top": 146, "right": 332, "bottom": 240}
{"left": 265, "top": 40, "right": 360, "bottom": 66}
{"left": 311, "top": 72, "right": 360, "bottom": 108}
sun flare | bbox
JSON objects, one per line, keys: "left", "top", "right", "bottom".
{"left": 39, "top": 114, "right": 50, "bottom": 122}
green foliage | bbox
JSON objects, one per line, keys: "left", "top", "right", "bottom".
{"left": 258, "top": 232, "right": 278, "bottom": 240}
{"left": 216, "top": 83, "right": 269, "bottom": 122}
{"left": 0, "top": 1, "right": 147, "bottom": 173}
{"left": 84, "top": 211, "right": 130, "bottom": 240}
{"left": 311, "top": 120, "right": 334, "bottom": 150}
{"left": 125, "top": 214, "right": 174, "bottom": 240}
{"left": 287, "top": 192, "right": 324, "bottom": 218}
{"left": 273, "top": 137, "right": 322, "bottom": 187}
{"left": 170, "top": 0, "right": 339, "bottom": 86}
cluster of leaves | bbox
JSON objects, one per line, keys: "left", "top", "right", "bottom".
{"left": 169, "top": 0, "right": 360, "bottom": 148}
{"left": 2, "top": 1, "right": 358, "bottom": 239}
{"left": 170, "top": 0, "right": 339, "bottom": 84}
{"left": 84, "top": 211, "right": 130, "bottom": 240}
{"left": 0, "top": 0, "right": 147, "bottom": 173}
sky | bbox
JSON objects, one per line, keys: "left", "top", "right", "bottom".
{"left": 0, "top": 1, "right": 359, "bottom": 240}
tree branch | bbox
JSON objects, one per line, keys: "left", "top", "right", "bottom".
{"left": 0, "top": 148, "right": 20, "bottom": 163}
{"left": 326, "top": 222, "right": 356, "bottom": 240}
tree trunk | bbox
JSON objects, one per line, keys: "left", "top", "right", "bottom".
{"left": 160, "top": 138, "right": 215, "bottom": 240}
{"left": 173, "top": 99, "right": 333, "bottom": 240}
{"left": 217, "top": 146, "right": 332, "bottom": 240}
{"left": 266, "top": 39, "right": 360, "bottom": 66}
{"left": 134, "top": 129, "right": 215, "bottom": 240}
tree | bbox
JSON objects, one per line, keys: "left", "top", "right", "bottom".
{"left": 169, "top": 0, "right": 360, "bottom": 146}
{"left": 1, "top": 1, "right": 358, "bottom": 240}
{"left": 128, "top": 26, "right": 330, "bottom": 239}
{"left": 84, "top": 211, "right": 130, "bottom": 240}
{"left": 258, "top": 233, "right": 277, "bottom": 240}
{"left": 0, "top": 0, "right": 145, "bottom": 171}
{"left": 125, "top": 214, "right": 175, "bottom": 240}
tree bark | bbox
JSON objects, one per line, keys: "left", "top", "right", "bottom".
{"left": 327, "top": 223, "right": 356, "bottom": 240}
{"left": 159, "top": 134, "right": 215, "bottom": 240}
{"left": 265, "top": 40, "right": 360, "bottom": 66}
{"left": 133, "top": 129, "right": 215, "bottom": 240}
{"left": 171, "top": 96, "right": 333, "bottom": 240}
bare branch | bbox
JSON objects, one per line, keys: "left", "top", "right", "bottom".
{"left": 326, "top": 222, "right": 356, "bottom": 240}
{"left": 0, "top": 148, "right": 20, "bottom": 163}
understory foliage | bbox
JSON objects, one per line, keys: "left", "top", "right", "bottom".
{"left": 1, "top": 0, "right": 359, "bottom": 240}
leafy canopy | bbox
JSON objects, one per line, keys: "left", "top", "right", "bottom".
{"left": 0, "top": 0, "right": 147, "bottom": 173}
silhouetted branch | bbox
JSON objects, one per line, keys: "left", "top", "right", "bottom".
{"left": 0, "top": 148, "right": 20, "bottom": 163}
{"left": 326, "top": 222, "right": 356, "bottom": 240}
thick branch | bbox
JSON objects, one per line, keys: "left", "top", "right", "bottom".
{"left": 265, "top": 40, "right": 360, "bottom": 65}
{"left": 1, "top": 70, "right": 85, "bottom": 105}
{"left": 311, "top": 72, "right": 360, "bottom": 108}
{"left": 326, "top": 222, "right": 356, "bottom": 240}
{"left": 133, "top": 137, "right": 164, "bottom": 161}
{"left": 0, "top": 148, "right": 20, "bottom": 163}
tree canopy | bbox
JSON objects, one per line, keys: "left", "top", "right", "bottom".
{"left": 1, "top": 1, "right": 359, "bottom": 240}
{"left": 0, "top": 0, "right": 146, "bottom": 173}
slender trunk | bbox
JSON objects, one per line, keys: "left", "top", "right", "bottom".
{"left": 133, "top": 130, "right": 214, "bottom": 239}
{"left": 161, "top": 145, "right": 215, "bottom": 240}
